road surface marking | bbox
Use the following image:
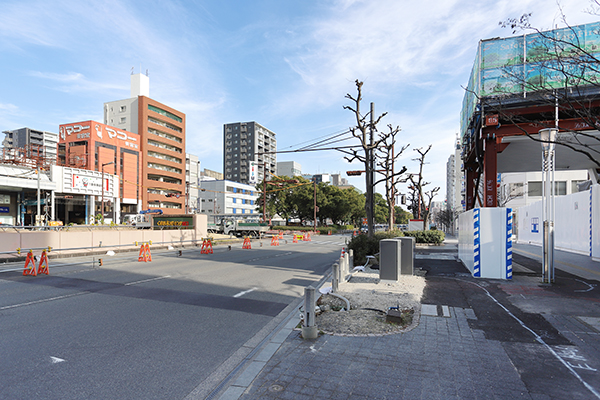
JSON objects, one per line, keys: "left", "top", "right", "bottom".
{"left": 50, "top": 356, "right": 65, "bottom": 364}
{"left": 234, "top": 287, "right": 258, "bottom": 298}
{"left": 124, "top": 275, "right": 170, "bottom": 286}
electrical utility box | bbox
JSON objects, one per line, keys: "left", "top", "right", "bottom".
{"left": 379, "top": 237, "right": 414, "bottom": 281}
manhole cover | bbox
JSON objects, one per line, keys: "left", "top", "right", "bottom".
{"left": 269, "top": 384, "right": 284, "bottom": 392}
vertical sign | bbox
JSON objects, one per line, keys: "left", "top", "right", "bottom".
{"left": 249, "top": 161, "right": 257, "bottom": 184}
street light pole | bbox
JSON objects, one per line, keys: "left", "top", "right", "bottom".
{"left": 101, "top": 161, "right": 115, "bottom": 224}
{"left": 539, "top": 128, "right": 557, "bottom": 284}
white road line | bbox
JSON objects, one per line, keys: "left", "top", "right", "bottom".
{"left": 1, "top": 275, "right": 171, "bottom": 310}
{"left": 124, "top": 275, "right": 170, "bottom": 286}
{"left": 0, "top": 292, "right": 88, "bottom": 310}
{"left": 234, "top": 287, "right": 258, "bottom": 298}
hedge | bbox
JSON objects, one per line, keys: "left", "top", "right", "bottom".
{"left": 347, "top": 229, "right": 445, "bottom": 265}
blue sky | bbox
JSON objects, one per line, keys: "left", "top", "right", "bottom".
{"left": 1, "top": 0, "right": 598, "bottom": 200}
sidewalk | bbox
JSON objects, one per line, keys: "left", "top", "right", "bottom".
{"left": 217, "top": 239, "right": 600, "bottom": 400}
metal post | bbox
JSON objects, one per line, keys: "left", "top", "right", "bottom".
{"left": 349, "top": 249, "right": 354, "bottom": 272}
{"left": 368, "top": 102, "right": 375, "bottom": 237}
{"left": 539, "top": 128, "right": 556, "bottom": 284}
{"left": 313, "top": 178, "right": 317, "bottom": 233}
{"left": 302, "top": 285, "right": 318, "bottom": 339}
{"left": 36, "top": 167, "right": 41, "bottom": 226}
{"left": 332, "top": 263, "right": 339, "bottom": 293}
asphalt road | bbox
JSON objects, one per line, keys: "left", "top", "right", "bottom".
{"left": 0, "top": 234, "right": 347, "bottom": 400}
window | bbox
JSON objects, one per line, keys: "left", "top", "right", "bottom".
{"left": 233, "top": 198, "right": 236, "bottom": 204}
{"left": 528, "top": 181, "right": 566, "bottom": 196}
{"left": 507, "top": 183, "right": 524, "bottom": 198}
{"left": 148, "top": 104, "right": 182, "bottom": 123}
{"left": 120, "top": 117, "right": 126, "bottom": 124}
{"left": 233, "top": 208, "right": 236, "bottom": 213}
{"left": 528, "top": 181, "right": 542, "bottom": 197}
{"left": 120, "top": 105, "right": 126, "bottom": 112}
{"left": 572, "top": 180, "right": 586, "bottom": 193}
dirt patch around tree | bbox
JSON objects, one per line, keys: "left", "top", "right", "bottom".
{"left": 314, "top": 267, "right": 426, "bottom": 336}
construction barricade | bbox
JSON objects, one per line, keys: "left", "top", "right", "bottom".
{"left": 138, "top": 243, "right": 152, "bottom": 262}
{"left": 23, "top": 249, "right": 50, "bottom": 276}
{"left": 242, "top": 237, "right": 252, "bottom": 249}
{"left": 201, "top": 239, "right": 213, "bottom": 254}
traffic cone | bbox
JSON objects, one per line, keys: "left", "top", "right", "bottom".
{"left": 328, "top": 230, "right": 332, "bottom": 235}
{"left": 279, "top": 231, "right": 283, "bottom": 239}
{"left": 23, "top": 250, "right": 37, "bottom": 276}
{"left": 271, "top": 236, "right": 279, "bottom": 246}
{"left": 37, "top": 250, "right": 49, "bottom": 275}
{"left": 293, "top": 234, "right": 298, "bottom": 243}
{"left": 341, "top": 248, "right": 346, "bottom": 257}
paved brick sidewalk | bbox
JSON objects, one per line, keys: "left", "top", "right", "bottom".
{"left": 238, "top": 307, "right": 530, "bottom": 400}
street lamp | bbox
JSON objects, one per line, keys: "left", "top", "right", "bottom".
{"left": 539, "top": 128, "right": 557, "bottom": 284}
{"left": 101, "top": 161, "right": 115, "bottom": 224}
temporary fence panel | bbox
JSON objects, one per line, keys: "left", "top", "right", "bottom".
{"left": 459, "top": 207, "right": 513, "bottom": 280}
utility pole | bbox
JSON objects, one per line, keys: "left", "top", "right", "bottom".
{"left": 313, "top": 177, "right": 317, "bottom": 233}
{"left": 367, "top": 102, "right": 375, "bottom": 237}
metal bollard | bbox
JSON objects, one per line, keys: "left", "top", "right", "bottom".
{"left": 332, "top": 263, "right": 340, "bottom": 293}
{"left": 302, "top": 285, "right": 318, "bottom": 339}
{"left": 349, "top": 249, "right": 354, "bottom": 272}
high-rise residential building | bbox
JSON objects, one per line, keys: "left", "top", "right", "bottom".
{"left": 223, "top": 122, "right": 276, "bottom": 185}
{"left": 104, "top": 73, "right": 186, "bottom": 214}
{"left": 2, "top": 127, "right": 59, "bottom": 164}
{"left": 277, "top": 161, "right": 301, "bottom": 177}
{"left": 446, "top": 138, "right": 464, "bottom": 213}
{"left": 186, "top": 153, "right": 200, "bottom": 213}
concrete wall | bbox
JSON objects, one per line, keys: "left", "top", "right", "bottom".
{"left": 0, "top": 214, "right": 208, "bottom": 257}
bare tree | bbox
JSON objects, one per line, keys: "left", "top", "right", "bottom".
{"left": 407, "top": 145, "right": 440, "bottom": 230}
{"left": 342, "top": 80, "right": 388, "bottom": 237}
{"left": 374, "top": 124, "right": 409, "bottom": 231}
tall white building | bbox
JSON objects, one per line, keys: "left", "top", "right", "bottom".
{"left": 198, "top": 180, "right": 259, "bottom": 216}
{"left": 277, "top": 161, "right": 301, "bottom": 177}
{"left": 446, "top": 138, "right": 463, "bottom": 213}
{"left": 186, "top": 153, "right": 200, "bottom": 213}
{"left": 223, "top": 122, "right": 276, "bottom": 185}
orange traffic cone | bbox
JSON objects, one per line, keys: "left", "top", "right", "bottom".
{"left": 37, "top": 250, "right": 49, "bottom": 275}
{"left": 293, "top": 234, "right": 298, "bottom": 244}
{"left": 271, "top": 236, "right": 279, "bottom": 246}
{"left": 23, "top": 250, "right": 37, "bottom": 276}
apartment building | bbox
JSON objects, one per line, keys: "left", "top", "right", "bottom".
{"left": 104, "top": 73, "right": 186, "bottom": 214}
{"left": 223, "top": 122, "right": 276, "bottom": 185}
{"left": 2, "top": 127, "right": 59, "bottom": 163}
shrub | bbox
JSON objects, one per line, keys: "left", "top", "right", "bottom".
{"left": 347, "top": 229, "right": 404, "bottom": 265}
{"left": 347, "top": 229, "right": 445, "bottom": 264}
{"left": 402, "top": 230, "right": 445, "bottom": 244}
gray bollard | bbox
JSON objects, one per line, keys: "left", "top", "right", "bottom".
{"left": 349, "top": 249, "right": 354, "bottom": 272}
{"left": 302, "top": 285, "right": 318, "bottom": 339}
{"left": 332, "top": 263, "right": 340, "bottom": 292}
